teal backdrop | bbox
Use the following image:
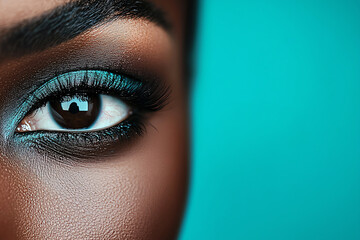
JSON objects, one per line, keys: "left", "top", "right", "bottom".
{"left": 179, "top": 0, "right": 360, "bottom": 239}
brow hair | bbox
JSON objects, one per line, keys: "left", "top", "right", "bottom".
{"left": 0, "top": 0, "right": 171, "bottom": 60}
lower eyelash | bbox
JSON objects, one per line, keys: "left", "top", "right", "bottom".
{"left": 13, "top": 114, "right": 146, "bottom": 163}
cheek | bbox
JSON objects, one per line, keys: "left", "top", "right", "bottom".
{"left": 11, "top": 104, "right": 188, "bottom": 239}
{"left": 0, "top": 160, "right": 20, "bottom": 239}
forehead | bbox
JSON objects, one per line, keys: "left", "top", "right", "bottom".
{"left": 0, "top": 0, "right": 69, "bottom": 27}
{"left": 0, "top": 0, "right": 185, "bottom": 28}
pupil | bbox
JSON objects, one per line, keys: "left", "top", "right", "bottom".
{"left": 49, "top": 94, "right": 101, "bottom": 129}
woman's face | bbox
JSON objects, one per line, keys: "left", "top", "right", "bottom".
{"left": 0, "top": 0, "right": 189, "bottom": 239}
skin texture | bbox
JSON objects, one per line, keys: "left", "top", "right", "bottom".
{"left": 0, "top": 0, "right": 189, "bottom": 239}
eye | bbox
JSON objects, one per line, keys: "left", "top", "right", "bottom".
{"left": 12, "top": 70, "right": 169, "bottom": 160}
{"left": 16, "top": 93, "right": 131, "bottom": 132}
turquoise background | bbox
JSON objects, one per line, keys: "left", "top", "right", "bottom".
{"left": 180, "top": 0, "right": 360, "bottom": 239}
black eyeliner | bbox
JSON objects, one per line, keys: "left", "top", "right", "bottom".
{"left": 10, "top": 70, "right": 169, "bottom": 162}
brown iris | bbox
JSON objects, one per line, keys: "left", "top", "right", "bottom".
{"left": 49, "top": 94, "right": 101, "bottom": 129}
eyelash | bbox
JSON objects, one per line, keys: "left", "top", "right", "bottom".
{"left": 12, "top": 70, "right": 170, "bottom": 162}
{"left": 22, "top": 70, "right": 170, "bottom": 114}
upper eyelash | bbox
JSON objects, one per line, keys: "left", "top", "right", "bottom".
{"left": 28, "top": 70, "right": 169, "bottom": 113}
{"left": 12, "top": 69, "right": 170, "bottom": 133}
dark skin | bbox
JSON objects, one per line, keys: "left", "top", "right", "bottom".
{"left": 0, "top": 0, "right": 189, "bottom": 239}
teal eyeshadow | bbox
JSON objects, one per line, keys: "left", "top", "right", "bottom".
{"left": 6, "top": 70, "right": 140, "bottom": 140}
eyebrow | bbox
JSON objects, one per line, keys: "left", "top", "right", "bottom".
{"left": 0, "top": 0, "right": 171, "bottom": 60}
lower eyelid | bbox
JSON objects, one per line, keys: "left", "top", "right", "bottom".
{"left": 12, "top": 114, "right": 147, "bottom": 162}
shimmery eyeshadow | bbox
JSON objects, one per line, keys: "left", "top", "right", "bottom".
{"left": 9, "top": 69, "right": 169, "bottom": 162}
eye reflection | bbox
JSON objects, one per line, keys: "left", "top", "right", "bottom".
{"left": 16, "top": 94, "right": 131, "bottom": 133}
{"left": 50, "top": 94, "right": 101, "bottom": 129}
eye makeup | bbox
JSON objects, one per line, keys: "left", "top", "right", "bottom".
{"left": 0, "top": 14, "right": 174, "bottom": 165}
{"left": 9, "top": 70, "right": 170, "bottom": 162}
